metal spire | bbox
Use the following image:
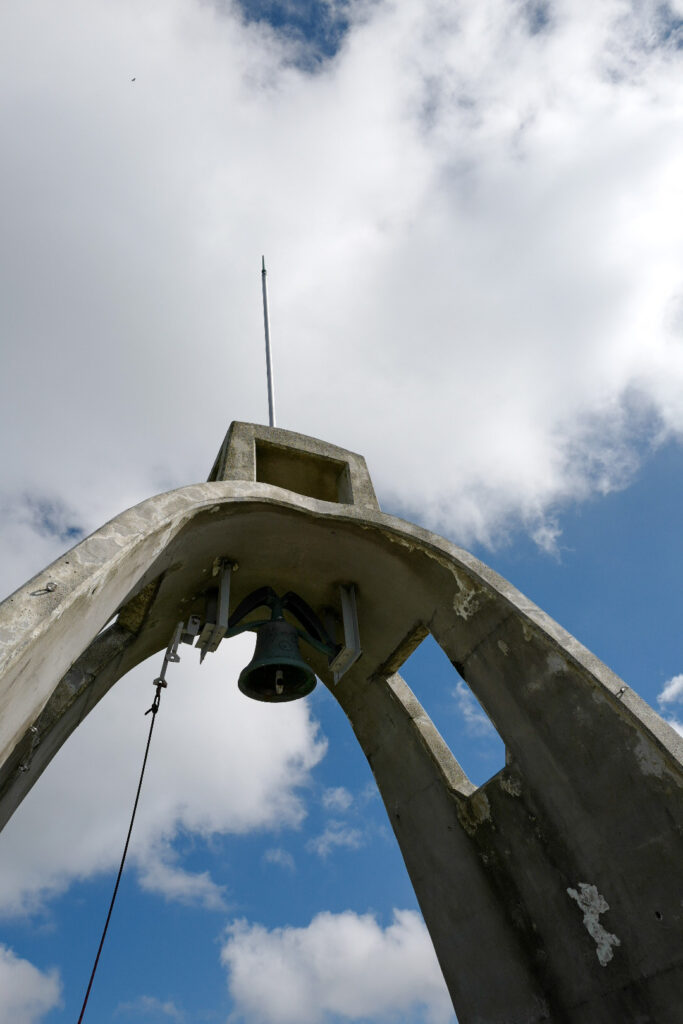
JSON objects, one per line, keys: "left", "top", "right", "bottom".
{"left": 261, "top": 256, "right": 276, "bottom": 428}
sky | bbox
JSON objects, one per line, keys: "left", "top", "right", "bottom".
{"left": 0, "top": 0, "right": 682, "bottom": 1021}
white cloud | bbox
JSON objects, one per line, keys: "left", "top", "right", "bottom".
{"left": 116, "top": 994, "right": 184, "bottom": 1020}
{"left": 306, "top": 821, "right": 365, "bottom": 858}
{"left": 220, "top": 909, "right": 455, "bottom": 1024}
{"left": 135, "top": 841, "right": 227, "bottom": 909}
{"left": 657, "top": 673, "right": 683, "bottom": 705}
{"left": 0, "top": 634, "right": 326, "bottom": 916}
{"left": 263, "top": 847, "right": 296, "bottom": 871}
{"left": 0, "top": 0, "right": 681, "bottom": 576}
{"left": 321, "top": 786, "right": 353, "bottom": 812}
{"left": 0, "top": 945, "right": 62, "bottom": 1024}
{"left": 453, "top": 681, "right": 496, "bottom": 738}
{"left": 656, "top": 674, "right": 683, "bottom": 735}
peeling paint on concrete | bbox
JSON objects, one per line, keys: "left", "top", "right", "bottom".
{"left": 452, "top": 571, "right": 483, "bottom": 620}
{"left": 457, "top": 790, "right": 492, "bottom": 835}
{"left": 499, "top": 774, "right": 522, "bottom": 797}
{"left": 567, "top": 883, "right": 621, "bottom": 966}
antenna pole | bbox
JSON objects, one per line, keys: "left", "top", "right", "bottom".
{"left": 261, "top": 256, "right": 276, "bottom": 428}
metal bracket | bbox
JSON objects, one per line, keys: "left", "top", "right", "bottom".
{"left": 154, "top": 620, "right": 185, "bottom": 687}
{"left": 329, "top": 584, "right": 362, "bottom": 684}
{"left": 181, "top": 615, "right": 202, "bottom": 645}
{"left": 196, "top": 559, "right": 235, "bottom": 661}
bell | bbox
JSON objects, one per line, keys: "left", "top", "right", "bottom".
{"left": 238, "top": 619, "right": 316, "bottom": 702}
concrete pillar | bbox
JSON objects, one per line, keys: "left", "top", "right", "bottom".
{"left": 0, "top": 422, "right": 681, "bottom": 1022}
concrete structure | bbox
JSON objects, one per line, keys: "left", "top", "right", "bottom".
{"left": 1, "top": 421, "right": 682, "bottom": 1022}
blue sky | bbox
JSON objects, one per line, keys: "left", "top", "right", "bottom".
{"left": 232, "top": 0, "right": 352, "bottom": 66}
{"left": 1, "top": 1, "right": 683, "bottom": 1022}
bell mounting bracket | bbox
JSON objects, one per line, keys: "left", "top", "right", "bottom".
{"left": 328, "top": 584, "right": 362, "bottom": 683}
{"left": 186, "top": 561, "right": 362, "bottom": 682}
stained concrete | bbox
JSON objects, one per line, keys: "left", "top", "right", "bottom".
{"left": 0, "top": 422, "right": 682, "bottom": 1023}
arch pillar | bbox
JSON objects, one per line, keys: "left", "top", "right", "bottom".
{"left": 0, "top": 422, "right": 681, "bottom": 1023}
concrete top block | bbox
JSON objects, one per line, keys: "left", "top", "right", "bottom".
{"left": 208, "top": 421, "right": 380, "bottom": 511}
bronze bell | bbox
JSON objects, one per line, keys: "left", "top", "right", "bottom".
{"left": 238, "top": 619, "right": 316, "bottom": 702}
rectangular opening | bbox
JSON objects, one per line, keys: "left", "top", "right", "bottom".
{"left": 255, "top": 440, "right": 352, "bottom": 504}
{"left": 400, "top": 633, "right": 506, "bottom": 787}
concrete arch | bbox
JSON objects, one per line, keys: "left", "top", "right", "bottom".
{"left": 1, "top": 423, "right": 682, "bottom": 1023}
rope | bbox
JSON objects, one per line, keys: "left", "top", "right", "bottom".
{"left": 76, "top": 677, "right": 166, "bottom": 1023}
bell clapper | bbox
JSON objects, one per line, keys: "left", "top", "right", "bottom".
{"left": 275, "top": 669, "right": 284, "bottom": 696}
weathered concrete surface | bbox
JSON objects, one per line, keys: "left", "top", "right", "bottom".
{"left": 0, "top": 422, "right": 682, "bottom": 1023}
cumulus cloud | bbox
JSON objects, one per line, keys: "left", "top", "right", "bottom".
{"left": 263, "top": 847, "right": 296, "bottom": 871}
{"left": 0, "top": 0, "right": 681, "bottom": 579}
{"left": 321, "top": 786, "right": 353, "bottom": 812}
{"left": 0, "top": 945, "right": 62, "bottom": 1024}
{"left": 657, "top": 673, "right": 683, "bottom": 736}
{"left": 658, "top": 673, "right": 683, "bottom": 705}
{"left": 135, "top": 842, "right": 228, "bottom": 910}
{"left": 220, "top": 909, "right": 455, "bottom": 1023}
{"left": 115, "top": 994, "right": 185, "bottom": 1020}
{"left": 306, "top": 821, "right": 365, "bottom": 858}
{"left": 0, "top": 634, "right": 326, "bottom": 916}
{"left": 453, "top": 680, "right": 496, "bottom": 738}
